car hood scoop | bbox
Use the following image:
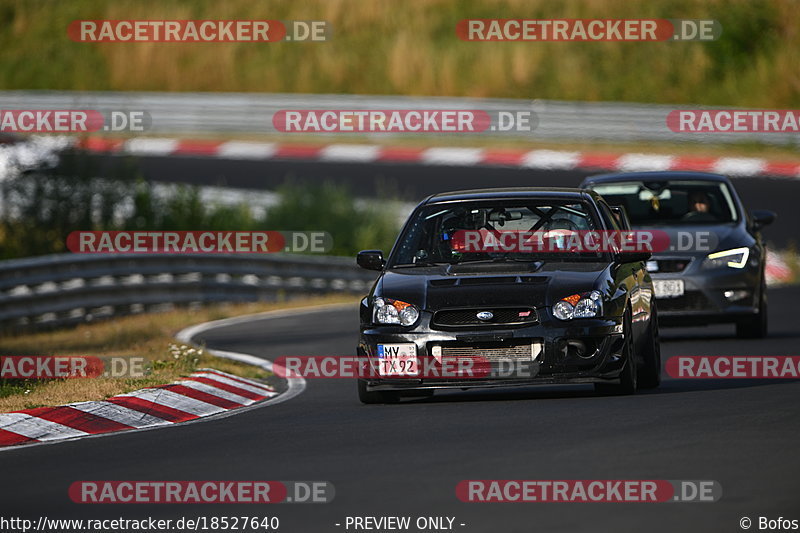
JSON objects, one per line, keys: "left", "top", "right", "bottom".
{"left": 380, "top": 263, "right": 608, "bottom": 310}
{"left": 425, "top": 275, "right": 550, "bottom": 308}
{"left": 429, "top": 275, "right": 548, "bottom": 287}
{"left": 381, "top": 272, "right": 552, "bottom": 309}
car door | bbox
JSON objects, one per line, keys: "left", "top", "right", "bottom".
{"left": 598, "top": 199, "right": 650, "bottom": 331}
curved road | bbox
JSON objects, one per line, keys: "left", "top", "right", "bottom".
{"left": 2, "top": 288, "right": 800, "bottom": 532}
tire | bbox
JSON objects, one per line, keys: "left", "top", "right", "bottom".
{"left": 357, "top": 379, "right": 400, "bottom": 404}
{"left": 638, "top": 304, "right": 662, "bottom": 389}
{"left": 595, "top": 308, "right": 638, "bottom": 395}
{"left": 736, "top": 279, "right": 768, "bottom": 339}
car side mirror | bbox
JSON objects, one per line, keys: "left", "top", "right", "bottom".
{"left": 357, "top": 250, "right": 385, "bottom": 271}
{"left": 615, "top": 251, "right": 652, "bottom": 264}
{"left": 751, "top": 210, "right": 776, "bottom": 230}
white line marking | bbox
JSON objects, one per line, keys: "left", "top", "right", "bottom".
{"left": 176, "top": 379, "right": 253, "bottom": 405}
{"left": 176, "top": 302, "right": 353, "bottom": 344}
{"left": 616, "top": 153, "right": 675, "bottom": 171}
{"left": 117, "top": 388, "right": 226, "bottom": 416}
{"left": 123, "top": 138, "right": 179, "bottom": 156}
{"left": 319, "top": 144, "right": 381, "bottom": 162}
{"left": 195, "top": 368, "right": 275, "bottom": 389}
{"left": 217, "top": 141, "right": 277, "bottom": 159}
{"left": 421, "top": 147, "right": 484, "bottom": 166}
{"left": 69, "top": 401, "right": 171, "bottom": 428}
{"left": 521, "top": 150, "right": 581, "bottom": 169}
{"left": 191, "top": 372, "right": 276, "bottom": 396}
{"left": 0, "top": 413, "right": 88, "bottom": 441}
{"left": 713, "top": 157, "right": 766, "bottom": 176}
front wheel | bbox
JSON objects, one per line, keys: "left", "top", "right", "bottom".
{"left": 736, "top": 281, "right": 768, "bottom": 339}
{"left": 638, "top": 305, "right": 661, "bottom": 389}
{"left": 595, "top": 309, "right": 638, "bottom": 395}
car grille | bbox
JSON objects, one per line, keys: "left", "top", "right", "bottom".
{"left": 424, "top": 341, "right": 543, "bottom": 380}
{"left": 432, "top": 307, "right": 538, "bottom": 328}
{"left": 439, "top": 342, "right": 535, "bottom": 361}
{"left": 657, "top": 291, "right": 715, "bottom": 312}
{"left": 648, "top": 258, "right": 691, "bottom": 273}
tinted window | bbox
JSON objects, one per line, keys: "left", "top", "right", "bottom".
{"left": 390, "top": 199, "right": 604, "bottom": 266}
{"left": 590, "top": 180, "right": 738, "bottom": 225}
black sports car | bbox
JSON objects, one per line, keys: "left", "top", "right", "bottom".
{"left": 355, "top": 188, "right": 660, "bottom": 403}
{"left": 580, "top": 171, "right": 775, "bottom": 338}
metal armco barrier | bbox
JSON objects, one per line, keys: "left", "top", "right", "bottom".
{"left": 0, "top": 253, "right": 376, "bottom": 329}
{"left": 0, "top": 90, "right": 796, "bottom": 145}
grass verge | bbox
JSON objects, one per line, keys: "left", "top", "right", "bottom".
{"left": 0, "top": 295, "right": 357, "bottom": 412}
{"left": 1, "top": 0, "right": 797, "bottom": 107}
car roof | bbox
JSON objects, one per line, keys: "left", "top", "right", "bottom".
{"left": 424, "top": 187, "right": 595, "bottom": 204}
{"left": 582, "top": 171, "right": 732, "bottom": 185}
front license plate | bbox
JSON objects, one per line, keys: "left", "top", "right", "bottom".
{"left": 653, "top": 279, "right": 684, "bottom": 299}
{"left": 377, "top": 343, "right": 418, "bottom": 377}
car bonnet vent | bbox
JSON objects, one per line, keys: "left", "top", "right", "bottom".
{"left": 429, "top": 276, "right": 525, "bottom": 287}
{"left": 519, "top": 276, "right": 548, "bottom": 283}
{"left": 459, "top": 276, "right": 518, "bottom": 285}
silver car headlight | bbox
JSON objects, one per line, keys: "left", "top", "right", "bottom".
{"left": 703, "top": 247, "right": 750, "bottom": 269}
{"left": 553, "top": 291, "right": 603, "bottom": 320}
{"left": 373, "top": 297, "right": 420, "bottom": 326}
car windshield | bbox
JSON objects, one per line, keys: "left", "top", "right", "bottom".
{"left": 389, "top": 199, "right": 606, "bottom": 267}
{"left": 590, "top": 180, "right": 739, "bottom": 226}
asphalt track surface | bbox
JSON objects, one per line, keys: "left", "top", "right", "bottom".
{"left": 82, "top": 153, "right": 796, "bottom": 248}
{"left": 2, "top": 287, "right": 799, "bottom": 532}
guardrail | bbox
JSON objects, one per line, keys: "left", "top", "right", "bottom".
{"left": 0, "top": 253, "right": 376, "bottom": 330}
{"left": 0, "top": 91, "right": 795, "bottom": 145}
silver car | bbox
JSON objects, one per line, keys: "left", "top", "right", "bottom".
{"left": 581, "top": 171, "right": 775, "bottom": 338}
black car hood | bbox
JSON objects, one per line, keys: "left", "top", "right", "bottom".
{"left": 378, "top": 261, "right": 609, "bottom": 310}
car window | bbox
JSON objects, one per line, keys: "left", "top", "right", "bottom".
{"left": 390, "top": 200, "right": 605, "bottom": 266}
{"left": 597, "top": 201, "right": 622, "bottom": 231}
{"left": 590, "top": 180, "right": 739, "bottom": 225}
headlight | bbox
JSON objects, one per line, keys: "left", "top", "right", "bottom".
{"left": 553, "top": 291, "right": 603, "bottom": 320}
{"left": 703, "top": 247, "right": 750, "bottom": 269}
{"left": 373, "top": 297, "right": 420, "bottom": 326}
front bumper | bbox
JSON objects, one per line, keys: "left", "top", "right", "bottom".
{"left": 651, "top": 256, "right": 762, "bottom": 326}
{"left": 359, "top": 314, "right": 627, "bottom": 391}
